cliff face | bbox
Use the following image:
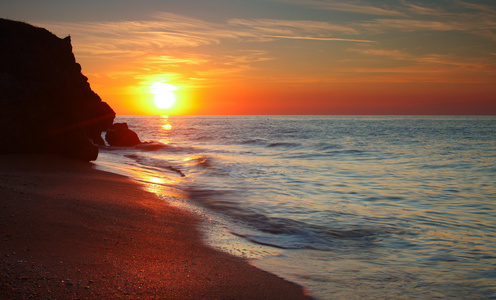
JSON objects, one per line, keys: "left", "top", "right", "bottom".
{"left": 0, "top": 18, "right": 115, "bottom": 161}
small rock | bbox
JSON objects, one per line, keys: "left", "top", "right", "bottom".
{"left": 105, "top": 123, "right": 141, "bottom": 147}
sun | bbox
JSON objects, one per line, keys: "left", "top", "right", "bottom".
{"left": 151, "top": 82, "right": 178, "bottom": 109}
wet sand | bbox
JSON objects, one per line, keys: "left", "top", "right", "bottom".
{"left": 0, "top": 155, "right": 311, "bottom": 299}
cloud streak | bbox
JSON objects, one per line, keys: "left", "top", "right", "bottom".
{"left": 280, "top": 0, "right": 405, "bottom": 16}
{"left": 263, "top": 35, "right": 374, "bottom": 43}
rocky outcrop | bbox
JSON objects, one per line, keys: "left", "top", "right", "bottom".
{"left": 0, "top": 19, "right": 115, "bottom": 161}
{"left": 105, "top": 123, "right": 141, "bottom": 147}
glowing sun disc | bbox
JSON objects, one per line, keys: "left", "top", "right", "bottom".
{"left": 151, "top": 82, "right": 177, "bottom": 109}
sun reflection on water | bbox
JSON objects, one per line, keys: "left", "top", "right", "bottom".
{"left": 160, "top": 115, "right": 173, "bottom": 131}
{"left": 142, "top": 175, "right": 178, "bottom": 195}
{"left": 148, "top": 176, "right": 166, "bottom": 185}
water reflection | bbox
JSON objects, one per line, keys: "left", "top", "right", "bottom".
{"left": 147, "top": 176, "right": 167, "bottom": 185}
{"left": 142, "top": 175, "right": 177, "bottom": 195}
{"left": 161, "top": 115, "right": 172, "bottom": 131}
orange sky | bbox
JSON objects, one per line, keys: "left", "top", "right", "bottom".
{"left": 5, "top": 0, "right": 496, "bottom": 115}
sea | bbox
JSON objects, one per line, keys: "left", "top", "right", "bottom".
{"left": 94, "top": 115, "right": 496, "bottom": 299}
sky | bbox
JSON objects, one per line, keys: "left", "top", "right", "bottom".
{"left": 3, "top": 0, "right": 496, "bottom": 115}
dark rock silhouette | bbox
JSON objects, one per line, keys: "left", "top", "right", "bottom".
{"left": 105, "top": 123, "right": 141, "bottom": 147}
{"left": 0, "top": 19, "right": 115, "bottom": 161}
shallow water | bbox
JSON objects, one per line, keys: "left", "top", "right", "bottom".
{"left": 95, "top": 115, "right": 496, "bottom": 299}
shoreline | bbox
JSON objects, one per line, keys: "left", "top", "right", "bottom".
{"left": 0, "top": 154, "right": 311, "bottom": 299}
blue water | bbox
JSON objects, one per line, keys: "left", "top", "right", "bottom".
{"left": 95, "top": 115, "right": 496, "bottom": 299}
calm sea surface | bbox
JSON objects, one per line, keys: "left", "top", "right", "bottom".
{"left": 95, "top": 115, "right": 496, "bottom": 299}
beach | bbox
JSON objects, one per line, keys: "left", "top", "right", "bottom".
{"left": 0, "top": 154, "right": 310, "bottom": 299}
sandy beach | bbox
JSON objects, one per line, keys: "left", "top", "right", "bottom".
{"left": 0, "top": 155, "right": 310, "bottom": 299}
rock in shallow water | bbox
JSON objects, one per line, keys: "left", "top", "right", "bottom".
{"left": 105, "top": 123, "right": 141, "bottom": 147}
{"left": 0, "top": 18, "right": 115, "bottom": 161}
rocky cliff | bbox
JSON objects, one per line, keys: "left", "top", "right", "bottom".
{"left": 0, "top": 18, "right": 115, "bottom": 161}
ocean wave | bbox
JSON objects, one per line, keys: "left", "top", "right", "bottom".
{"left": 135, "top": 141, "right": 169, "bottom": 151}
{"left": 183, "top": 155, "right": 210, "bottom": 166}
{"left": 240, "top": 139, "right": 267, "bottom": 145}
{"left": 283, "top": 149, "right": 367, "bottom": 160}
{"left": 313, "top": 142, "right": 343, "bottom": 151}
{"left": 101, "top": 142, "right": 202, "bottom": 156}
{"left": 267, "top": 142, "right": 302, "bottom": 148}
{"left": 186, "top": 186, "right": 390, "bottom": 250}
{"left": 230, "top": 217, "right": 389, "bottom": 251}
{"left": 124, "top": 154, "right": 185, "bottom": 177}
{"left": 100, "top": 141, "right": 169, "bottom": 152}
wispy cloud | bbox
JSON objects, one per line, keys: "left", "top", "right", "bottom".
{"left": 278, "top": 0, "right": 496, "bottom": 38}
{"left": 353, "top": 2, "right": 496, "bottom": 41}
{"left": 40, "top": 12, "right": 372, "bottom": 58}
{"left": 34, "top": 1, "right": 496, "bottom": 89}
{"left": 359, "top": 19, "right": 462, "bottom": 32}
{"left": 228, "top": 18, "right": 360, "bottom": 35}
{"left": 416, "top": 54, "right": 496, "bottom": 69}
{"left": 279, "top": 0, "right": 405, "bottom": 16}
{"left": 39, "top": 13, "right": 229, "bottom": 53}
{"left": 143, "top": 55, "right": 208, "bottom": 66}
{"left": 348, "top": 48, "right": 411, "bottom": 60}
{"left": 36, "top": 11, "right": 381, "bottom": 88}
{"left": 340, "top": 48, "right": 496, "bottom": 83}
{"left": 263, "top": 35, "right": 374, "bottom": 43}
{"left": 400, "top": 1, "right": 446, "bottom": 15}
{"left": 351, "top": 46, "right": 496, "bottom": 66}
{"left": 228, "top": 18, "right": 377, "bottom": 42}
{"left": 456, "top": 0, "right": 496, "bottom": 13}
{"left": 37, "top": 13, "right": 269, "bottom": 87}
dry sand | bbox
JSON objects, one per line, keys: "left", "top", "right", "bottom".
{"left": 0, "top": 155, "right": 311, "bottom": 299}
